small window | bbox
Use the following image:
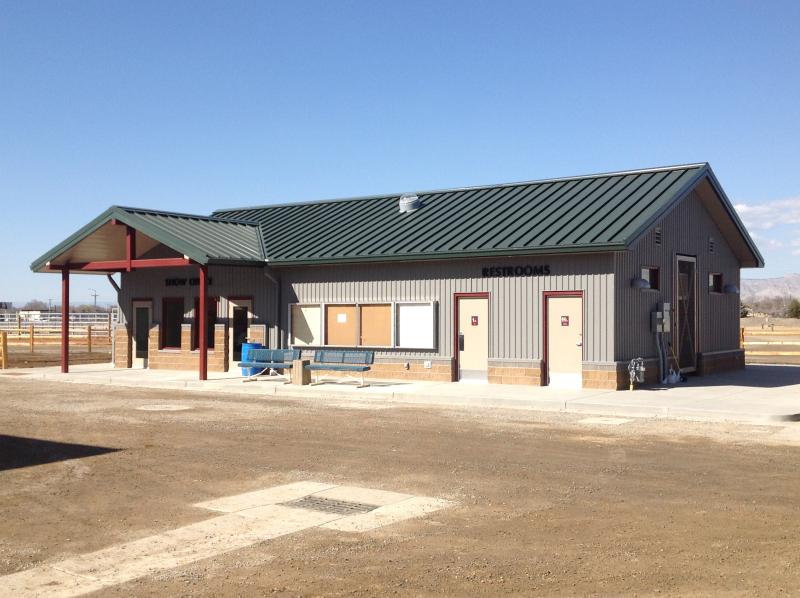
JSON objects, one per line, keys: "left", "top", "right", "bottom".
{"left": 641, "top": 266, "right": 660, "bottom": 291}
{"left": 161, "top": 298, "right": 184, "bottom": 349}
{"left": 709, "top": 273, "right": 723, "bottom": 293}
{"left": 192, "top": 297, "right": 217, "bottom": 350}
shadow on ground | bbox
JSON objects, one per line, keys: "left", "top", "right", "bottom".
{"left": 0, "top": 435, "right": 120, "bottom": 471}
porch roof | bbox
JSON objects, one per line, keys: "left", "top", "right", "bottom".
{"left": 31, "top": 206, "right": 265, "bottom": 273}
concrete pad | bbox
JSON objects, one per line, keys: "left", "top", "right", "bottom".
{"left": 194, "top": 481, "right": 336, "bottom": 513}
{"left": 0, "top": 480, "right": 455, "bottom": 596}
{"left": 18, "top": 362, "right": 800, "bottom": 426}
{"left": 322, "top": 496, "right": 453, "bottom": 532}
{"left": 2, "top": 507, "right": 341, "bottom": 597}
{"left": 0, "top": 566, "right": 106, "bottom": 598}
{"left": 311, "top": 485, "right": 414, "bottom": 506}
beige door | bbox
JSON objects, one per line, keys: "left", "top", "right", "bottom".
{"left": 457, "top": 297, "right": 489, "bottom": 381}
{"left": 546, "top": 296, "right": 583, "bottom": 388}
{"left": 228, "top": 298, "right": 253, "bottom": 364}
{"left": 131, "top": 301, "right": 152, "bottom": 369}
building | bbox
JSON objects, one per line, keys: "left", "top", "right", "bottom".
{"left": 31, "top": 163, "right": 763, "bottom": 389}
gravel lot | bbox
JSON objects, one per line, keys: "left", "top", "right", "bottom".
{"left": 1, "top": 378, "right": 800, "bottom": 596}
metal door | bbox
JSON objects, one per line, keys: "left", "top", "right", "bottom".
{"left": 676, "top": 256, "right": 697, "bottom": 371}
{"left": 546, "top": 295, "right": 583, "bottom": 388}
{"left": 457, "top": 296, "right": 489, "bottom": 381}
{"left": 132, "top": 303, "right": 151, "bottom": 368}
{"left": 228, "top": 298, "right": 253, "bottom": 364}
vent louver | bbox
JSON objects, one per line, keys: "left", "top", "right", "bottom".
{"left": 398, "top": 193, "right": 421, "bottom": 213}
{"left": 654, "top": 227, "right": 662, "bottom": 245}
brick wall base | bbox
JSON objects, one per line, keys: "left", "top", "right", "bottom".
{"left": 114, "top": 325, "right": 131, "bottom": 368}
{"left": 697, "top": 349, "right": 745, "bottom": 376}
{"left": 301, "top": 357, "right": 454, "bottom": 382}
{"left": 488, "top": 360, "right": 544, "bottom": 385}
{"left": 583, "top": 359, "right": 662, "bottom": 390}
{"left": 146, "top": 324, "right": 228, "bottom": 373}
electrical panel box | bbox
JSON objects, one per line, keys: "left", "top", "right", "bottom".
{"left": 651, "top": 302, "right": 672, "bottom": 333}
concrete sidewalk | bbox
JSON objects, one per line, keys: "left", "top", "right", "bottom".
{"left": 3, "top": 362, "right": 800, "bottom": 425}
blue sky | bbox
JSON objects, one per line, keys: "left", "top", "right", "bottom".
{"left": 1, "top": 0, "right": 798, "bottom": 305}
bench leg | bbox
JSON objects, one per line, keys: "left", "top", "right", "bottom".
{"left": 356, "top": 371, "right": 369, "bottom": 388}
{"left": 242, "top": 367, "right": 270, "bottom": 383}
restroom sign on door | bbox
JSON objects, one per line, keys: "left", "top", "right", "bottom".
{"left": 471, "top": 316, "right": 479, "bottom": 326}
{"left": 561, "top": 315, "right": 569, "bottom": 326}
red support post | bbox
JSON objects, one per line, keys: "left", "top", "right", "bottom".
{"left": 61, "top": 269, "right": 69, "bottom": 373}
{"left": 198, "top": 265, "right": 208, "bottom": 381}
{"left": 126, "top": 226, "right": 135, "bottom": 272}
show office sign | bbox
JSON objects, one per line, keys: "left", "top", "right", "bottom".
{"left": 482, "top": 265, "right": 550, "bottom": 277}
{"left": 165, "top": 277, "right": 213, "bottom": 287}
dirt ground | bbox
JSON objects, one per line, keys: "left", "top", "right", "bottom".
{"left": 4, "top": 345, "right": 111, "bottom": 368}
{"left": 1, "top": 378, "right": 800, "bottom": 596}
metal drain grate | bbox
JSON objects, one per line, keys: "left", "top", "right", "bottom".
{"left": 281, "top": 496, "right": 379, "bottom": 515}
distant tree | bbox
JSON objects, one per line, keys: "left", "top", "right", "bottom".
{"left": 21, "top": 299, "right": 48, "bottom": 311}
{"left": 740, "top": 303, "right": 751, "bottom": 318}
{"left": 787, "top": 298, "right": 800, "bottom": 319}
{"left": 72, "top": 304, "right": 107, "bottom": 313}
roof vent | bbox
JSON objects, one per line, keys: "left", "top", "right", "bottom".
{"left": 398, "top": 193, "right": 421, "bottom": 213}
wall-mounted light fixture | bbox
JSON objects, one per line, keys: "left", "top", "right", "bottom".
{"left": 631, "top": 277, "right": 651, "bottom": 290}
{"left": 723, "top": 283, "right": 739, "bottom": 294}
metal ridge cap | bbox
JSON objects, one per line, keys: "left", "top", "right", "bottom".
{"left": 113, "top": 205, "right": 260, "bottom": 226}
{"left": 211, "top": 163, "right": 709, "bottom": 214}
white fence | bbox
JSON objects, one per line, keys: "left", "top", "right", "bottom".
{"left": 0, "top": 310, "right": 119, "bottom": 342}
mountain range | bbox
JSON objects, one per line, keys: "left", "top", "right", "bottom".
{"left": 741, "top": 273, "right": 800, "bottom": 300}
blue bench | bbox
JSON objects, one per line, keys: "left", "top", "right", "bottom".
{"left": 238, "top": 348, "right": 301, "bottom": 383}
{"left": 305, "top": 350, "right": 374, "bottom": 388}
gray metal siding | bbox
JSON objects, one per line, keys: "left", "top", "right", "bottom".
{"left": 614, "top": 190, "right": 741, "bottom": 360}
{"left": 115, "top": 256, "right": 616, "bottom": 364}
{"left": 279, "top": 254, "right": 615, "bottom": 362}
{"left": 119, "top": 265, "right": 279, "bottom": 347}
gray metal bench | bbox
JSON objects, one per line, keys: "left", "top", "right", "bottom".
{"left": 238, "top": 348, "right": 301, "bottom": 383}
{"left": 305, "top": 350, "right": 374, "bottom": 388}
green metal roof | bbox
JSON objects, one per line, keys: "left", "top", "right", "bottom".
{"left": 214, "top": 163, "right": 737, "bottom": 265}
{"left": 30, "top": 206, "right": 263, "bottom": 272}
{"left": 32, "top": 163, "right": 764, "bottom": 273}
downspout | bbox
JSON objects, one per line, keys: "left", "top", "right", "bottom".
{"left": 106, "top": 273, "right": 122, "bottom": 363}
{"left": 263, "top": 264, "right": 282, "bottom": 349}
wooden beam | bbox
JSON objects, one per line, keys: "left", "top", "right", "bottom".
{"left": 199, "top": 265, "right": 208, "bottom": 381}
{"left": 51, "top": 257, "right": 193, "bottom": 272}
{"left": 61, "top": 269, "right": 69, "bottom": 373}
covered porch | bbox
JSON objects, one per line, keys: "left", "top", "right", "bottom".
{"left": 30, "top": 206, "right": 266, "bottom": 380}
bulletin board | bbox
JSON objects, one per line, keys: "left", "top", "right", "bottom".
{"left": 325, "top": 304, "right": 358, "bottom": 346}
{"left": 359, "top": 303, "right": 392, "bottom": 347}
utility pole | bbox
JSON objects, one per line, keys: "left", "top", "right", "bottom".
{"left": 88, "top": 288, "right": 98, "bottom": 308}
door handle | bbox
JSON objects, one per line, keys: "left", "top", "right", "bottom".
{"left": 576, "top": 334, "right": 583, "bottom": 347}
{"left": 458, "top": 333, "right": 465, "bottom": 351}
